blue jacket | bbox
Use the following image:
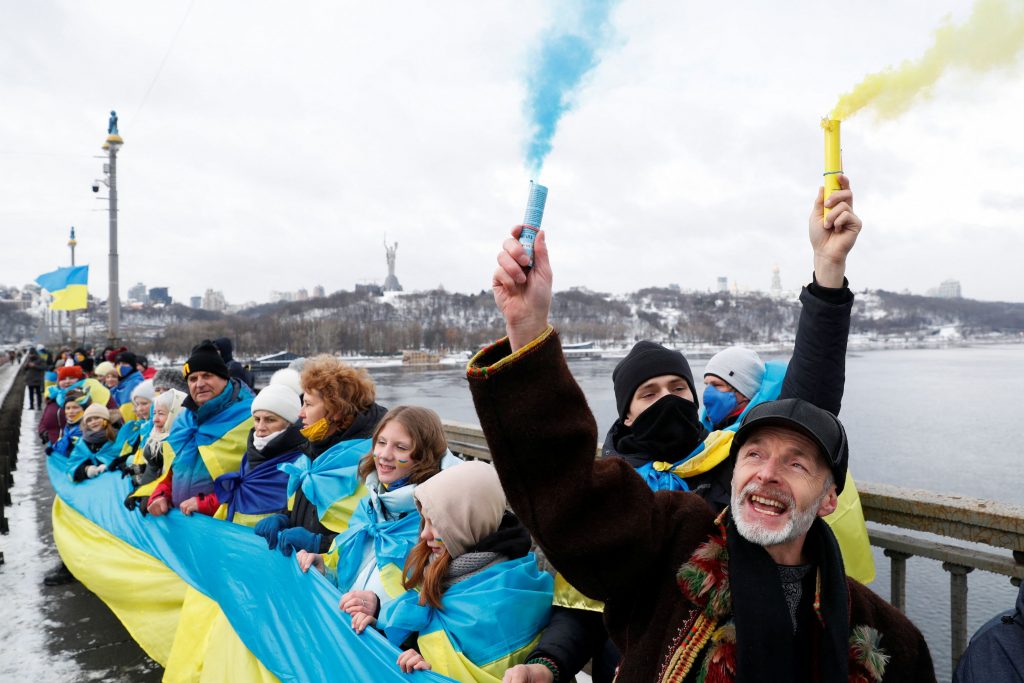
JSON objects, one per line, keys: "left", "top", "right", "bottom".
{"left": 955, "top": 582, "right": 1024, "bottom": 682}
{"left": 111, "top": 369, "right": 144, "bottom": 406}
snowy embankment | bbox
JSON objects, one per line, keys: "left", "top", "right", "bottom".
{"left": 0, "top": 371, "right": 79, "bottom": 679}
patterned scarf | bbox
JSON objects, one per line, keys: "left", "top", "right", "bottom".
{"left": 662, "top": 510, "right": 889, "bottom": 683}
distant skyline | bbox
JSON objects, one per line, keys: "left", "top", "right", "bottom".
{"left": 2, "top": 2, "right": 1023, "bottom": 303}
{"left": 4, "top": 270, "right": 978, "bottom": 310}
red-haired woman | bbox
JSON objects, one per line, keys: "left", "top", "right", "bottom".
{"left": 254, "top": 355, "right": 387, "bottom": 556}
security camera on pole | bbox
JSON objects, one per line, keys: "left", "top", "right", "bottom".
{"left": 98, "top": 110, "right": 123, "bottom": 344}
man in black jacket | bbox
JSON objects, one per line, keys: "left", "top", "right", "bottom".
{"left": 213, "top": 337, "right": 255, "bottom": 389}
{"left": 25, "top": 348, "right": 45, "bottom": 409}
{"left": 504, "top": 176, "right": 863, "bottom": 683}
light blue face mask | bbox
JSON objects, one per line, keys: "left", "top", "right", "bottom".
{"left": 702, "top": 384, "right": 738, "bottom": 429}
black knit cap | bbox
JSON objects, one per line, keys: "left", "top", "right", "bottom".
{"left": 183, "top": 340, "right": 230, "bottom": 380}
{"left": 730, "top": 398, "right": 849, "bottom": 493}
{"left": 116, "top": 350, "right": 138, "bottom": 368}
{"left": 612, "top": 341, "right": 696, "bottom": 420}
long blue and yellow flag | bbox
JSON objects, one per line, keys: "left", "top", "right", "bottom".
{"left": 49, "top": 459, "right": 460, "bottom": 682}
{"left": 35, "top": 265, "right": 89, "bottom": 310}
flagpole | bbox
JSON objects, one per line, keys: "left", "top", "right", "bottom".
{"left": 68, "top": 226, "right": 77, "bottom": 344}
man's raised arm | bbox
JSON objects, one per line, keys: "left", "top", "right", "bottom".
{"left": 468, "top": 227, "right": 715, "bottom": 602}
{"left": 781, "top": 174, "right": 863, "bottom": 415}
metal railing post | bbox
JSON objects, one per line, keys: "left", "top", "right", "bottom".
{"left": 883, "top": 548, "right": 911, "bottom": 612}
{"left": 942, "top": 562, "right": 974, "bottom": 674}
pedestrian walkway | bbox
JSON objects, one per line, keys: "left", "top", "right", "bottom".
{"left": 0, "top": 406, "right": 161, "bottom": 681}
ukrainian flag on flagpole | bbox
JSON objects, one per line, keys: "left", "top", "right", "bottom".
{"left": 36, "top": 265, "right": 89, "bottom": 310}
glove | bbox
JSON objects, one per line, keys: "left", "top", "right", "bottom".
{"left": 254, "top": 513, "right": 290, "bottom": 550}
{"left": 124, "top": 493, "right": 142, "bottom": 512}
{"left": 85, "top": 464, "right": 107, "bottom": 478}
{"left": 108, "top": 455, "right": 130, "bottom": 473}
{"left": 276, "top": 527, "right": 322, "bottom": 557}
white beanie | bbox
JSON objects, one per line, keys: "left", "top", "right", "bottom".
{"left": 703, "top": 347, "right": 765, "bottom": 400}
{"left": 131, "top": 379, "right": 156, "bottom": 402}
{"left": 270, "top": 368, "right": 303, "bottom": 397}
{"left": 95, "top": 361, "right": 117, "bottom": 377}
{"left": 252, "top": 384, "right": 301, "bottom": 424}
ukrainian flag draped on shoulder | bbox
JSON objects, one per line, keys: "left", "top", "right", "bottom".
{"left": 65, "top": 436, "right": 121, "bottom": 480}
{"left": 328, "top": 492, "right": 420, "bottom": 598}
{"left": 279, "top": 437, "right": 370, "bottom": 532}
{"left": 54, "top": 377, "right": 111, "bottom": 410}
{"left": 115, "top": 419, "right": 153, "bottom": 459}
{"left": 164, "top": 380, "right": 253, "bottom": 504}
{"left": 35, "top": 265, "right": 88, "bottom": 310}
{"left": 49, "top": 459, "right": 457, "bottom": 682}
{"left": 378, "top": 555, "right": 553, "bottom": 683}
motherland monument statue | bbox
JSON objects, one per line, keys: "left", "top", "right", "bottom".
{"left": 383, "top": 239, "right": 403, "bottom": 292}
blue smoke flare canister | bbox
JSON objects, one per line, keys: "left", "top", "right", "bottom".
{"left": 518, "top": 181, "right": 548, "bottom": 268}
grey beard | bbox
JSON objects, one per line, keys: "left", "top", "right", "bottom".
{"left": 731, "top": 481, "right": 828, "bottom": 548}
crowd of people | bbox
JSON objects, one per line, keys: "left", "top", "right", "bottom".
{"left": 24, "top": 176, "right": 1019, "bottom": 681}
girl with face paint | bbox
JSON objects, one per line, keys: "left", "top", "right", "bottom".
{"left": 296, "top": 406, "right": 460, "bottom": 617}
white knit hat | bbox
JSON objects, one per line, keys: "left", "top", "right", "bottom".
{"left": 252, "top": 384, "right": 301, "bottom": 423}
{"left": 95, "top": 361, "right": 117, "bottom": 377}
{"left": 270, "top": 368, "right": 303, "bottom": 397}
{"left": 83, "top": 402, "right": 111, "bottom": 423}
{"left": 131, "top": 379, "right": 156, "bottom": 402}
{"left": 703, "top": 347, "right": 765, "bottom": 400}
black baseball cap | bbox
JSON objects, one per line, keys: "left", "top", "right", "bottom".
{"left": 729, "top": 398, "right": 848, "bottom": 493}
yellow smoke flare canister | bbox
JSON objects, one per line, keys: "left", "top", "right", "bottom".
{"left": 822, "top": 118, "right": 842, "bottom": 220}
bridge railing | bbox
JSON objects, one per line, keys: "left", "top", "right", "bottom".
{"left": 440, "top": 420, "right": 1024, "bottom": 674}
{"left": 0, "top": 355, "right": 27, "bottom": 555}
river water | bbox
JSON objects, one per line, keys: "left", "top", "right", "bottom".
{"left": 369, "top": 344, "right": 1024, "bottom": 681}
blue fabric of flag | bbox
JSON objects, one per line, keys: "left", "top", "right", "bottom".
{"left": 378, "top": 554, "right": 553, "bottom": 667}
{"left": 48, "top": 458, "right": 455, "bottom": 682}
{"left": 35, "top": 265, "right": 89, "bottom": 291}
{"left": 215, "top": 449, "right": 303, "bottom": 520}
{"left": 331, "top": 499, "right": 422, "bottom": 592}
{"left": 279, "top": 437, "right": 370, "bottom": 515}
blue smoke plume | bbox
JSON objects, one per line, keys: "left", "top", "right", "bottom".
{"left": 524, "top": 1, "right": 617, "bottom": 175}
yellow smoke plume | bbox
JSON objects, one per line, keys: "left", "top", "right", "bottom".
{"left": 832, "top": 0, "right": 1024, "bottom": 120}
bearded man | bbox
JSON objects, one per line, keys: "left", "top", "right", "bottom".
{"left": 471, "top": 193, "right": 934, "bottom": 681}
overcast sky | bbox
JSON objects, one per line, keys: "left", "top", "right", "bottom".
{"left": 2, "top": 1, "right": 1022, "bottom": 305}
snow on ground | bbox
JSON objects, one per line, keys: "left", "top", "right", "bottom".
{"left": 0, "top": 405, "right": 80, "bottom": 680}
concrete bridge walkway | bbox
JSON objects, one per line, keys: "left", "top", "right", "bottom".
{"left": 0, "top": 368, "right": 160, "bottom": 681}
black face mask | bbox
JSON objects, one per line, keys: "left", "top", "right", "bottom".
{"left": 83, "top": 427, "right": 109, "bottom": 445}
{"left": 616, "top": 394, "right": 703, "bottom": 461}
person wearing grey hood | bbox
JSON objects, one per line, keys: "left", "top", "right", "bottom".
{"left": 954, "top": 581, "right": 1024, "bottom": 682}
{"left": 152, "top": 367, "right": 189, "bottom": 395}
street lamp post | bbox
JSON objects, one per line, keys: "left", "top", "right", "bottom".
{"left": 102, "top": 111, "right": 123, "bottom": 344}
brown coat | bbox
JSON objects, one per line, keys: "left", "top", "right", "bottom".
{"left": 468, "top": 329, "right": 935, "bottom": 682}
